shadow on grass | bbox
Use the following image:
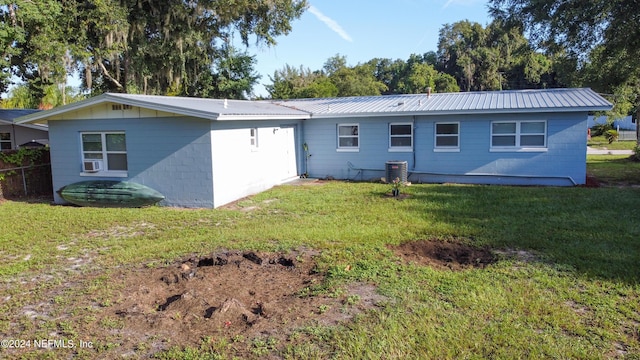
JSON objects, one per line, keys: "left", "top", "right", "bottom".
{"left": 405, "top": 185, "right": 640, "bottom": 284}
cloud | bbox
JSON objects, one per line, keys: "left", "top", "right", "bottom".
{"left": 442, "top": 0, "right": 482, "bottom": 9}
{"left": 308, "top": 5, "right": 353, "bottom": 42}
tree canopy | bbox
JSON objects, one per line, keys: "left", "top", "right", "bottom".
{"left": 0, "top": 0, "right": 307, "bottom": 106}
{"left": 489, "top": 0, "right": 640, "bottom": 121}
{"left": 266, "top": 20, "right": 564, "bottom": 99}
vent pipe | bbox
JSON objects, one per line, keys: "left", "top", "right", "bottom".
{"left": 427, "top": 87, "right": 432, "bottom": 98}
{"left": 224, "top": 99, "right": 228, "bottom": 109}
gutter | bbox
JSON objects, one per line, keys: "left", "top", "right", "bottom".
{"left": 346, "top": 161, "right": 578, "bottom": 186}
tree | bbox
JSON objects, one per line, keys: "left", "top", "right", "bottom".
{"left": 436, "top": 20, "right": 561, "bottom": 92}
{"left": 1, "top": 83, "right": 80, "bottom": 109}
{"left": 266, "top": 65, "right": 336, "bottom": 99}
{"left": 1, "top": 0, "right": 307, "bottom": 104}
{"left": 329, "top": 60, "right": 387, "bottom": 97}
{"left": 489, "top": 0, "right": 640, "bottom": 141}
{"left": 188, "top": 45, "right": 261, "bottom": 99}
{"left": 1, "top": 0, "right": 69, "bottom": 101}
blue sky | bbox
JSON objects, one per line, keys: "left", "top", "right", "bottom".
{"left": 248, "top": 0, "right": 492, "bottom": 97}
{"left": 3, "top": 0, "right": 492, "bottom": 99}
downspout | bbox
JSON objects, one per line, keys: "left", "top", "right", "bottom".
{"left": 412, "top": 116, "right": 416, "bottom": 170}
{"left": 11, "top": 124, "right": 16, "bottom": 149}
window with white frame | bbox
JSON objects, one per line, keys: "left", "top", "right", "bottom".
{"left": 250, "top": 128, "right": 258, "bottom": 150}
{"left": 435, "top": 122, "right": 459, "bottom": 151}
{"left": 337, "top": 124, "right": 359, "bottom": 150}
{"left": 81, "top": 132, "right": 128, "bottom": 172}
{"left": 491, "top": 120, "right": 546, "bottom": 149}
{"left": 389, "top": 123, "right": 413, "bottom": 151}
{"left": 0, "top": 132, "right": 11, "bottom": 150}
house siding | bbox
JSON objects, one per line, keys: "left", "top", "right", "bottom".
{"left": 303, "top": 112, "right": 588, "bottom": 186}
{"left": 211, "top": 120, "right": 302, "bottom": 207}
{"left": 0, "top": 125, "right": 48, "bottom": 149}
{"left": 49, "top": 117, "right": 215, "bottom": 207}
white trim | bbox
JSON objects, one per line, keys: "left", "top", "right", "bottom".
{"left": 80, "top": 131, "right": 128, "bottom": 175}
{"left": 434, "top": 148, "right": 461, "bottom": 153}
{"left": 337, "top": 123, "right": 359, "bottom": 151}
{"left": 490, "top": 148, "right": 548, "bottom": 153}
{"left": 80, "top": 171, "right": 128, "bottom": 178}
{"left": 434, "top": 122, "right": 460, "bottom": 151}
{"left": 336, "top": 148, "right": 359, "bottom": 153}
{"left": 490, "top": 120, "right": 547, "bottom": 151}
{"left": 388, "top": 122, "right": 413, "bottom": 152}
{"left": 387, "top": 147, "right": 413, "bottom": 152}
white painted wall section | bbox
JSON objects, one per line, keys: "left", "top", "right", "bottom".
{"left": 211, "top": 124, "right": 298, "bottom": 208}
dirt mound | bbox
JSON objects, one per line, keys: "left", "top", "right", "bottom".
{"left": 84, "top": 248, "right": 385, "bottom": 357}
{"left": 390, "top": 239, "right": 495, "bottom": 270}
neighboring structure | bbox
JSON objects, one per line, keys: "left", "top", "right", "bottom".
{"left": 17, "top": 88, "right": 612, "bottom": 208}
{"left": 0, "top": 109, "right": 47, "bottom": 150}
{"left": 588, "top": 115, "right": 637, "bottom": 141}
{"left": 588, "top": 115, "right": 635, "bottom": 131}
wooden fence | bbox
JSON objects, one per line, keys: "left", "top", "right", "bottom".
{"left": 0, "top": 149, "right": 52, "bottom": 200}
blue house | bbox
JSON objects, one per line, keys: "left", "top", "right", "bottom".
{"left": 275, "top": 88, "right": 612, "bottom": 186}
{"left": 17, "top": 88, "right": 611, "bottom": 208}
{"left": 16, "top": 94, "right": 307, "bottom": 208}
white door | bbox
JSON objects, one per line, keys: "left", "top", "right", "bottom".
{"left": 279, "top": 127, "right": 298, "bottom": 180}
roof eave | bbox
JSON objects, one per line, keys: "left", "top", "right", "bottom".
{"left": 216, "top": 114, "right": 311, "bottom": 121}
{"left": 307, "top": 106, "right": 613, "bottom": 119}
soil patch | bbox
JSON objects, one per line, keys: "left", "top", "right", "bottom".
{"left": 6, "top": 248, "right": 386, "bottom": 358}
{"left": 389, "top": 239, "right": 496, "bottom": 270}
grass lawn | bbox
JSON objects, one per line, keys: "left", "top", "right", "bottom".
{"left": 588, "top": 154, "right": 640, "bottom": 185}
{"left": 1, "top": 160, "right": 639, "bottom": 358}
{"left": 588, "top": 135, "right": 638, "bottom": 151}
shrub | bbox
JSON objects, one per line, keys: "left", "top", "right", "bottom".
{"left": 591, "top": 123, "right": 613, "bottom": 136}
{"left": 605, "top": 129, "right": 619, "bottom": 144}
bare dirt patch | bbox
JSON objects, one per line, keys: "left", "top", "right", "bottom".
{"left": 389, "top": 239, "right": 496, "bottom": 270}
{"left": 6, "top": 248, "right": 386, "bottom": 358}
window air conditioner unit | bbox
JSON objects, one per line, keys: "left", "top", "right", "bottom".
{"left": 83, "top": 160, "right": 102, "bottom": 173}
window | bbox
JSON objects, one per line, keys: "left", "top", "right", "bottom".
{"left": 0, "top": 132, "right": 11, "bottom": 150}
{"left": 491, "top": 121, "right": 546, "bottom": 150}
{"left": 81, "top": 132, "right": 128, "bottom": 173}
{"left": 337, "top": 124, "right": 359, "bottom": 151}
{"left": 435, "top": 122, "right": 459, "bottom": 151}
{"left": 389, "top": 123, "right": 413, "bottom": 151}
{"left": 250, "top": 128, "right": 258, "bottom": 150}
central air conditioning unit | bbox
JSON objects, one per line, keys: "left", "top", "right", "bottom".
{"left": 83, "top": 160, "right": 103, "bottom": 173}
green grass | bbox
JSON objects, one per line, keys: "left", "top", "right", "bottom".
{"left": 1, "top": 175, "right": 639, "bottom": 358}
{"left": 588, "top": 135, "right": 637, "bottom": 150}
{"left": 588, "top": 154, "right": 640, "bottom": 185}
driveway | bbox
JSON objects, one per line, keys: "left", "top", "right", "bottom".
{"left": 587, "top": 147, "right": 634, "bottom": 155}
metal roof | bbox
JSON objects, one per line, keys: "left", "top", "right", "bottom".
{"left": 107, "top": 93, "right": 310, "bottom": 119}
{"left": 17, "top": 88, "right": 612, "bottom": 125}
{"left": 0, "top": 109, "right": 40, "bottom": 123}
{"left": 270, "top": 88, "right": 612, "bottom": 118}
{"left": 17, "top": 93, "right": 310, "bottom": 124}
{"left": 0, "top": 109, "right": 47, "bottom": 130}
